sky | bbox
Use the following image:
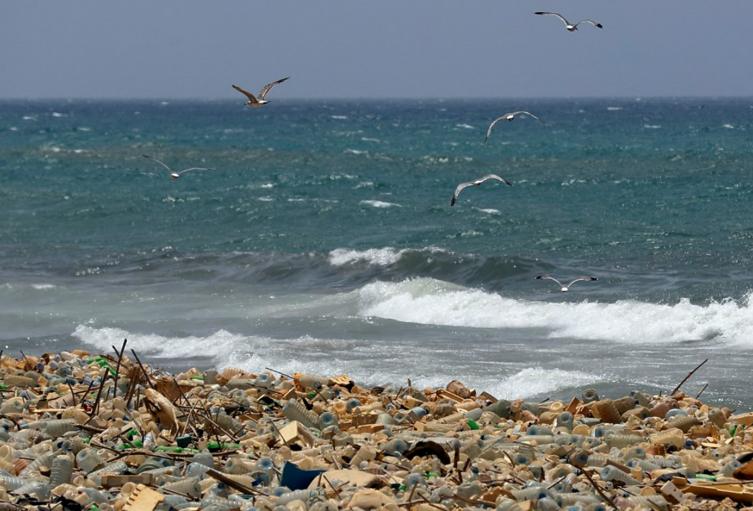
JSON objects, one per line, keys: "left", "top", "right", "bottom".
{"left": 2, "top": 1, "right": 753, "bottom": 99}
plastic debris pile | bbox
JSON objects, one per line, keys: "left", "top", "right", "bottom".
{"left": 0, "top": 350, "right": 752, "bottom": 510}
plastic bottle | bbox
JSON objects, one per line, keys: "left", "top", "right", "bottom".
{"left": 282, "top": 399, "right": 320, "bottom": 429}
{"left": 556, "top": 412, "right": 574, "bottom": 430}
{"left": 49, "top": 454, "right": 74, "bottom": 487}
{"left": 510, "top": 486, "right": 550, "bottom": 501}
{"left": 599, "top": 465, "right": 642, "bottom": 485}
{"left": 318, "top": 411, "right": 338, "bottom": 429}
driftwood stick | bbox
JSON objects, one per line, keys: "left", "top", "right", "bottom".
{"left": 111, "top": 338, "right": 128, "bottom": 399}
{"left": 581, "top": 468, "right": 618, "bottom": 510}
{"left": 130, "top": 349, "right": 154, "bottom": 388}
{"left": 67, "top": 382, "right": 77, "bottom": 406}
{"left": 671, "top": 359, "right": 708, "bottom": 396}
{"left": 696, "top": 383, "right": 709, "bottom": 400}
{"left": 206, "top": 468, "right": 267, "bottom": 496}
{"left": 89, "top": 370, "right": 109, "bottom": 418}
{"left": 264, "top": 367, "right": 293, "bottom": 379}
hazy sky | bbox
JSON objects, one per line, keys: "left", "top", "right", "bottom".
{"left": 2, "top": 1, "right": 753, "bottom": 99}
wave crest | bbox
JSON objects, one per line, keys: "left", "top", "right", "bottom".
{"left": 357, "top": 278, "right": 753, "bottom": 344}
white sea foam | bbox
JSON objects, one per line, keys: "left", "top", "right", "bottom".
{"left": 489, "top": 368, "right": 601, "bottom": 400}
{"left": 72, "top": 324, "right": 598, "bottom": 398}
{"left": 722, "top": 123, "right": 735, "bottom": 129}
{"left": 360, "top": 200, "right": 401, "bottom": 208}
{"left": 31, "top": 283, "right": 56, "bottom": 290}
{"left": 344, "top": 149, "right": 367, "bottom": 155}
{"left": 357, "top": 278, "right": 753, "bottom": 345}
{"left": 330, "top": 115, "right": 348, "bottom": 120}
{"left": 474, "top": 207, "right": 501, "bottom": 215}
{"left": 329, "top": 248, "right": 406, "bottom": 267}
{"left": 643, "top": 124, "right": 661, "bottom": 129}
{"left": 455, "top": 123, "right": 475, "bottom": 129}
{"left": 328, "top": 246, "right": 448, "bottom": 267}
{"left": 361, "top": 137, "right": 381, "bottom": 143}
{"left": 607, "top": 106, "right": 623, "bottom": 111}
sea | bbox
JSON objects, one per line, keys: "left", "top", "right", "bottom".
{"left": 2, "top": 98, "right": 753, "bottom": 408}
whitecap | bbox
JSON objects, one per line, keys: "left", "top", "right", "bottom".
{"left": 359, "top": 200, "right": 401, "bottom": 208}
{"left": 361, "top": 137, "right": 381, "bottom": 143}
{"left": 643, "top": 124, "right": 661, "bottom": 129}
{"left": 455, "top": 123, "right": 475, "bottom": 129}
{"left": 330, "top": 115, "right": 348, "bottom": 120}
{"left": 329, "top": 247, "right": 406, "bottom": 267}
{"left": 489, "top": 367, "right": 601, "bottom": 400}
{"left": 606, "top": 106, "right": 623, "bottom": 111}
{"left": 356, "top": 277, "right": 753, "bottom": 345}
{"left": 31, "top": 283, "right": 56, "bottom": 290}
{"left": 344, "top": 149, "right": 367, "bottom": 155}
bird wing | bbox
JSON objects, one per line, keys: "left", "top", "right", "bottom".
{"left": 566, "top": 276, "right": 598, "bottom": 288}
{"left": 511, "top": 111, "right": 543, "bottom": 122}
{"left": 258, "top": 76, "right": 290, "bottom": 100}
{"left": 451, "top": 181, "right": 475, "bottom": 206}
{"left": 474, "top": 174, "right": 512, "bottom": 186}
{"left": 484, "top": 115, "right": 508, "bottom": 143}
{"left": 451, "top": 175, "right": 511, "bottom": 206}
{"left": 176, "top": 167, "right": 213, "bottom": 176}
{"left": 142, "top": 154, "right": 172, "bottom": 173}
{"left": 534, "top": 11, "right": 570, "bottom": 26}
{"left": 232, "top": 84, "right": 258, "bottom": 103}
{"left": 575, "top": 19, "right": 603, "bottom": 29}
{"left": 536, "top": 275, "right": 564, "bottom": 288}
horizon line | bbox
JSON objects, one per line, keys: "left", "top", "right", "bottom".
{"left": 1, "top": 95, "right": 753, "bottom": 102}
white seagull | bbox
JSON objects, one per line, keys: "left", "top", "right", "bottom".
{"left": 232, "top": 77, "right": 290, "bottom": 108}
{"left": 142, "top": 154, "right": 213, "bottom": 180}
{"left": 451, "top": 174, "right": 512, "bottom": 207}
{"left": 534, "top": 12, "right": 603, "bottom": 32}
{"left": 536, "top": 274, "right": 598, "bottom": 292}
{"left": 484, "top": 111, "right": 542, "bottom": 143}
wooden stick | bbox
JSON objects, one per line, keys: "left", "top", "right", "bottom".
{"left": 67, "top": 382, "right": 77, "bottom": 406}
{"left": 265, "top": 367, "right": 293, "bottom": 379}
{"left": 89, "top": 370, "right": 109, "bottom": 418}
{"left": 696, "top": 383, "right": 709, "bottom": 400}
{"left": 130, "top": 349, "right": 154, "bottom": 388}
{"left": 111, "top": 338, "right": 128, "bottom": 399}
{"left": 581, "top": 468, "right": 618, "bottom": 510}
{"left": 671, "top": 359, "right": 708, "bottom": 396}
{"left": 206, "top": 468, "right": 267, "bottom": 496}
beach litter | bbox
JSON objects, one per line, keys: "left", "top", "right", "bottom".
{"left": 0, "top": 349, "right": 749, "bottom": 510}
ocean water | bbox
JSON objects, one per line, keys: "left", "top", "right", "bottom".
{"left": 2, "top": 98, "right": 753, "bottom": 407}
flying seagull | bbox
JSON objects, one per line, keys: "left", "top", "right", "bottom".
{"left": 142, "top": 154, "right": 212, "bottom": 180}
{"left": 536, "top": 274, "right": 598, "bottom": 292}
{"left": 484, "top": 111, "right": 542, "bottom": 143}
{"left": 450, "top": 174, "right": 512, "bottom": 207}
{"left": 534, "top": 12, "right": 603, "bottom": 31}
{"left": 232, "top": 77, "right": 290, "bottom": 108}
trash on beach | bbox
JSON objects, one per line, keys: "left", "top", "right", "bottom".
{"left": 0, "top": 350, "right": 751, "bottom": 509}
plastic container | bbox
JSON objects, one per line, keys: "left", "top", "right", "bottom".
{"left": 49, "top": 454, "right": 74, "bottom": 487}
{"left": 283, "top": 399, "right": 320, "bottom": 430}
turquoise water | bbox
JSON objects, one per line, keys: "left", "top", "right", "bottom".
{"left": 2, "top": 98, "right": 753, "bottom": 405}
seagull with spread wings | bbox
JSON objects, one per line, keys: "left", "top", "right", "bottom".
{"left": 142, "top": 154, "right": 213, "bottom": 180}
{"left": 450, "top": 174, "right": 512, "bottom": 206}
{"left": 232, "top": 77, "right": 290, "bottom": 108}
{"left": 536, "top": 274, "right": 598, "bottom": 292}
{"left": 534, "top": 11, "right": 603, "bottom": 32}
{"left": 484, "top": 111, "right": 542, "bottom": 143}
